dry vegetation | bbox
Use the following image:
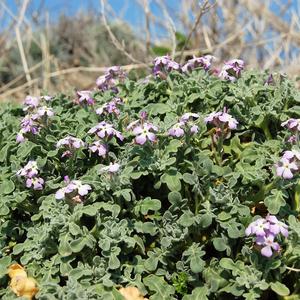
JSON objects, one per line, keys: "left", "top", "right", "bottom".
{"left": 0, "top": 0, "right": 300, "bottom": 101}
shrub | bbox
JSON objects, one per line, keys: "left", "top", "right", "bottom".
{"left": 0, "top": 59, "right": 300, "bottom": 299}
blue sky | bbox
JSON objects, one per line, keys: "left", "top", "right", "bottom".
{"left": 2, "top": 0, "right": 298, "bottom": 33}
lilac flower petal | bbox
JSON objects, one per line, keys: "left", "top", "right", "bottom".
{"left": 136, "top": 134, "right": 147, "bottom": 145}
{"left": 261, "top": 245, "right": 273, "bottom": 257}
{"left": 55, "top": 188, "right": 66, "bottom": 200}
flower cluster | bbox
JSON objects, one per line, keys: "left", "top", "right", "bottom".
{"left": 56, "top": 136, "right": 85, "bottom": 158}
{"left": 17, "top": 95, "right": 54, "bottom": 143}
{"left": 205, "top": 109, "right": 238, "bottom": 143}
{"left": 17, "top": 161, "right": 44, "bottom": 190}
{"left": 55, "top": 177, "right": 91, "bottom": 203}
{"left": 152, "top": 55, "right": 180, "bottom": 77}
{"left": 88, "top": 121, "right": 124, "bottom": 141}
{"left": 182, "top": 55, "right": 215, "bottom": 72}
{"left": 281, "top": 118, "right": 300, "bottom": 143}
{"left": 219, "top": 59, "right": 244, "bottom": 82}
{"left": 245, "top": 215, "right": 288, "bottom": 257}
{"left": 205, "top": 111, "right": 238, "bottom": 130}
{"left": 99, "top": 162, "right": 120, "bottom": 174}
{"left": 127, "top": 113, "right": 158, "bottom": 145}
{"left": 76, "top": 90, "right": 95, "bottom": 106}
{"left": 168, "top": 113, "right": 199, "bottom": 137}
{"left": 89, "top": 141, "right": 108, "bottom": 157}
{"left": 96, "top": 97, "right": 123, "bottom": 116}
{"left": 275, "top": 150, "right": 300, "bottom": 179}
{"left": 96, "top": 66, "right": 127, "bottom": 92}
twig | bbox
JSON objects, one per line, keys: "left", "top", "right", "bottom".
{"left": 15, "top": 0, "right": 31, "bottom": 83}
{"left": 179, "top": 0, "right": 214, "bottom": 62}
{"left": 155, "top": 0, "right": 177, "bottom": 59}
{"left": 100, "top": 0, "right": 147, "bottom": 66}
{"left": 285, "top": 266, "right": 300, "bottom": 272}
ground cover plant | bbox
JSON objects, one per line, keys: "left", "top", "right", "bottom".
{"left": 0, "top": 56, "right": 300, "bottom": 299}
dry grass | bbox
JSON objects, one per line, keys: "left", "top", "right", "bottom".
{"left": 0, "top": 0, "right": 300, "bottom": 102}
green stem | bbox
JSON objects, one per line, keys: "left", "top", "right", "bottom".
{"left": 248, "top": 179, "right": 278, "bottom": 204}
{"left": 261, "top": 118, "right": 272, "bottom": 140}
{"left": 293, "top": 180, "right": 300, "bottom": 213}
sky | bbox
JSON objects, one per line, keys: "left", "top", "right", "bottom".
{"left": 2, "top": 0, "right": 178, "bottom": 27}
{"left": 1, "top": 0, "right": 299, "bottom": 35}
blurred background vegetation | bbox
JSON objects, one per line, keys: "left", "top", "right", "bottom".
{"left": 0, "top": 0, "right": 300, "bottom": 101}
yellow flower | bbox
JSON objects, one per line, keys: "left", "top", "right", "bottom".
{"left": 8, "top": 264, "right": 27, "bottom": 279}
{"left": 8, "top": 264, "right": 38, "bottom": 300}
{"left": 118, "top": 286, "right": 148, "bottom": 300}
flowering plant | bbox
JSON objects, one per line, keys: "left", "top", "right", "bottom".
{"left": 0, "top": 56, "right": 300, "bottom": 299}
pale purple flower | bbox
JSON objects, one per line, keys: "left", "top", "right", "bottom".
{"left": 218, "top": 112, "right": 238, "bottom": 129}
{"left": 77, "top": 90, "right": 95, "bottom": 105}
{"left": 245, "top": 218, "right": 270, "bottom": 236}
{"left": 288, "top": 135, "right": 297, "bottom": 144}
{"left": 256, "top": 234, "right": 280, "bottom": 257}
{"left": 17, "top": 160, "right": 45, "bottom": 190}
{"left": 96, "top": 98, "right": 122, "bottom": 116}
{"left": 140, "top": 111, "right": 148, "bottom": 120}
{"left": 23, "top": 96, "right": 40, "bottom": 110}
{"left": 219, "top": 59, "right": 244, "bottom": 81}
{"left": 153, "top": 55, "right": 181, "bottom": 76}
{"left": 88, "top": 121, "right": 123, "bottom": 141}
{"left": 180, "top": 113, "right": 200, "bottom": 123}
{"left": 204, "top": 111, "right": 222, "bottom": 124}
{"left": 37, "top": 106, "right": 54, "bottom": 117}
{"left": 282, "top": 150, "right": 300, "bottom": 161}
{"left": 41, "top": 95, "right": 52, "bottom": 101}
{"left": 19, "top": 115, "right": 40, "bottom": 135}
{"left": 17, "top": 161, "right": 39, "bottom": 178}
{"left": 168, "top": 122, "right": 185, "bottom": 137}
{"left": 205, "top": 111, "right": 238, "bottom": 130}
{"left": 55, "top": 180, "right": 91, "bottom": 200}
{"left": 96, "top": 66, "right": 126, "bottom": 91}
{"left": 281, "top": 118, "right": 300, "bottom": 132}
{"left": 276, "top": 158, "right": 298, "bottom": 179}
{"left": 100, "top": 162, "right": 120, "bottom": 173}
{"left": 56, "top": 136, "right": 85, "bottom": 149}
{"left": 68, "top": 180, "right": 92, "bottom": 196}
{"left": 133, "top": 123, "right": 158, "bottom": 145}
{"left": 266, "top": 215, "right": 289, "bottom": 237}
{"left": 246, "top": 215, "right": 288, "bottom": 258}
{"left": 190, "top": 124, "right": 199, "bottom": 134}
{"left": 16, "top": 132, "right": 26, "bottom": 143}
{"left": 106, "top": 66, "right": 127, "bottom": 81}
{"left": 55, "top": 187, "right": 67, "bottom": 200}
{"left": 89, "top": 141, "right": 108, "bottom": 157}
{"left": 26, "top": 177, "right": 44, "bottom": 190}
{"left": 182, "top": 55, "right": 215, "bottom": 72}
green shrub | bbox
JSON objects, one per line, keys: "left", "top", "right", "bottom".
{"left": 0, "top": 60, "right": 300, "bottom": 299}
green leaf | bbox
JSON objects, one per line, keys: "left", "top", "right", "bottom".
{"left": 146, "top": 103, "right": 171, "bottom": 115}
{"left": 270, "top": 282, "right": 290, "bottom": 296}
{"left": 0, "top": 256, "right": 11, "bottom": 278}
{"left": 161, "top": 169, "right": 182, "bottom": 192}
{"left": 183, "top": 286, "right": 209, "bottom": 300}
{"left": 134, "top": 221, "right": 157, "bottom": 236}
{"left": 183, "top": 243, "right": 205, "bottom": 273}
{"left": 264, "top": 189, "right": 286, "bottom": 214}
{"left": 138, "top": 197, "right": 161, "bottom": 215}
{"left": 168, "top": 191, "right": 182, "bottom": 204}
{"left": 182, "top": 173, "right": 196, "bottom": 185}
{"left": 144, "top": 275, "right": 175, "bottom": 300}
{"left": 213, "top": 238, "right": 227, "bottom": 252}
{"left": 1, "top": 179, "right": 15, "bottom": 195}
{"left": 178, "top": 210, "right": 194, "bottom": 227}
{"left": 220, "top": 258, "right": 237, "bottom": 271}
